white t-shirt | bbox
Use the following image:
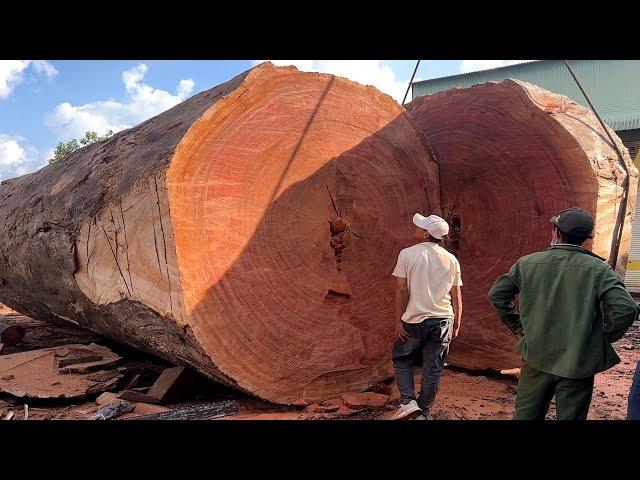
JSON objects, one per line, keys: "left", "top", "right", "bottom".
{"left": 392, "top": 242, "right": 463, "bottom": 324}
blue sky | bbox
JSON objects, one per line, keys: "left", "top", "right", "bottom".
{"left": 0, "top": 59, "right": 530, "bottom": 181}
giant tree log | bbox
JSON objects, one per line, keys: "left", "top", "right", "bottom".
{"left": 405, "top": 79, "right": 638, "bottom": 370}
{"left": 0, "top": 63, "right": 439, "bottom": 404}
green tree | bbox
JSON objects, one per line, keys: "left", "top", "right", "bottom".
{"left": 49, "top": 130, "right": 114, "bottom": 164}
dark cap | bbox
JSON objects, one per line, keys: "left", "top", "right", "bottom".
{"left": 549, "top": 207, "right": 595, "bottom": 238}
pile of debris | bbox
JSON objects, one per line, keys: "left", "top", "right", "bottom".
{"left": 89, "top": 365, "right": 238, "bottom": 420}
{"left": 0, "top": 306, "right": 240, "bottom": 421}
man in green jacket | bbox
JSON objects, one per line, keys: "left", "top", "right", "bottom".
{"left": 488, "top": 207, "right": 639, "bottom": 420}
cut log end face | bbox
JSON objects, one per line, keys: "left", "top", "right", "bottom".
{"left": 166, "top": 65, "right": 439, "bottom": 403}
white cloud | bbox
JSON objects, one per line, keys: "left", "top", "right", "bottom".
{"left": 0, "top": 60, "right": 57, "bottom": 99}
{"left": 0, "top": 135, "right": 47, "bottom": 181}
{"left": 45, "top": 63, "right": 195, "bottom": 141}
{"left": 459, "top": 60, "right": 535, "bottom": 74}
{"left": 31, "top": 60, "right": 58, "bottom": 79}
{"left": 252, "top": 60, "right": 412, "bottom": 103}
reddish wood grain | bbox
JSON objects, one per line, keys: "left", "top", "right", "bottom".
{"left": 167, "top": 65, "right": 439, "bottom": 403}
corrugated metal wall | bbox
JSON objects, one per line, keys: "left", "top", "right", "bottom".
{"left": 626, "top": 150, "right": 640, "bottom": 290}
{"left": 412, "top": 60, "right": 640, "bottom": 132}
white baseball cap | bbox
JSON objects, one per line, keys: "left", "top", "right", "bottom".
{"left": 413, "top": 213, "right": 449, "bottom": 240}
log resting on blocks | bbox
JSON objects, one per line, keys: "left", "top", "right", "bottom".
{"left": 405, "top": 79, "right": 638, "bottom": 371}
{"left": 0, "top": 63, "right": 439, "bottom": 404}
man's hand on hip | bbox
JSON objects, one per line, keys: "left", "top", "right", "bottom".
{"left": 396, "top": 321, "right": 411, "bottom": 342}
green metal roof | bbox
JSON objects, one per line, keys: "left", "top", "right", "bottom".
{"left": 412, "top": 60, "right": 640, "bottom": 131}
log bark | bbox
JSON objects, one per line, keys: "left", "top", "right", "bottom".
{"left": 405, "top": 79, "right": 638, "bottom": 370}
{"left": 0, "top": 63, "right": 438, "bottom": 404}
{"left": 88, "top": 400, "right": 134, "bottom": 420}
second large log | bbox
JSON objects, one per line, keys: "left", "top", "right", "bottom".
{"left": 405, "top": 79, "right": 637, "bottom": 370}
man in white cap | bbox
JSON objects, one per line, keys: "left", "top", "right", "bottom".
{"left": 389, "top": 213, "right": 463, "bottom": 420}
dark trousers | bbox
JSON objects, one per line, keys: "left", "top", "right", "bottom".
{"left": 627, "top": 361, "right": 640, "bottom": 420}
{"left": 391, "top": 318, "right": 452, "bottom": 412}
{"left": 515, "top": 363, "right": 594, "bottom": 420}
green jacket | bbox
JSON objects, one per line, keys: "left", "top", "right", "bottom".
{"left": 488, "top": 244, "right": 639, "bottom": 378}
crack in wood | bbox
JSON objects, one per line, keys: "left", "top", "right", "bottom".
{"left": 86, "top": 219, "right": 92, "bottom": 269}
{"left": 153, "top": 175, "right": 174, "bottom": 315}
{"left": 101, "top": 225, "right": 132, "bottom": 297}
{"left": 446, "top": 182, "right": 464, "bottom": 223}
{"left": 109, "top": 210, "right": 120, "bottom": 263}
{"left": 71, "top": 241, "right": 79, "bottom": 274}
{"left": 322, "top": 176, "right": 341, "bottom": 217}
{"left": 351, "top": 231, "right": 367, "bottom": 244}
{"left": 119, "top": 200, "right": 134, "bottom": 294}
{"left": 87, "top": 218, "right": 97, "bottom": 273}
{"left": 152, "top": 218, "right": 163, "bottom": 273}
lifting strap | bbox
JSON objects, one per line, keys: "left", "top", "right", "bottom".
{"left": 402, "top": 60, "right": 421, "bottom": 105}
{"left": 563, "top": 60, "right": 630, "bottom": 270}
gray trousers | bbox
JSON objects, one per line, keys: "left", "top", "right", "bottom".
{"left": 392, "top": 318, "right": 453, "bottom": 411}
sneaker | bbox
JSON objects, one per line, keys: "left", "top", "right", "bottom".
{"left": 389, "top": 400, "right": 422, "bottom": 420}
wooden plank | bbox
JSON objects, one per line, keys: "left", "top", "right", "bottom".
{"left": 0, "top": 344, "right": 122, "bottom": 399}
{"left": 118, "top": 390, "right": 160, "bottom": 404}
{"left": 120, "top": 402, "right": 171, "bottom": 419}
{"left": 58, "top": 357, "right": 121, "bottom": 374}
{"left": 57, "top": 354, "right": 103, "bottom": 368}
{"left": 96, "top": 392, "right": 120, "bottom": 406}
{"left": 146, "top": 366, "right": 187, "bottom": 403}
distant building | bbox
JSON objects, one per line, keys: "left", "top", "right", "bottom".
{"left": 412, "top": 60, "right": 640, "bottom": 289}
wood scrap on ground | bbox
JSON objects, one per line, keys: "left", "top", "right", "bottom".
{"left": 96, "top": 392, "right": 119, "bottom": 405}
{"left": 117, "top": 390, "right": 159, "bottom": 404}
{"left": 120, "top": 402, "right": 170, "bottom": 419}
{"left": 0, "top": 343, "right": 122, "bottom": 399}
{"left": 145, "top": 366, "right": 201, "bottom": 404}
{"left": 57, "top": 354, "right": 103, "bottom": 368}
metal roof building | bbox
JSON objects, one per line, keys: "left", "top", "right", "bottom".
{"left": 411, "top": 60, "right": 640, "bottom": 288}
